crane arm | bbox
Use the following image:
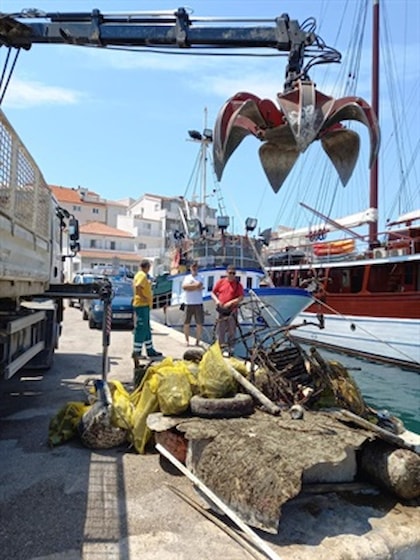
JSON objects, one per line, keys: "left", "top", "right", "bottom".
{"left": 0, "top": 8, "right": 315, "bottom": 52}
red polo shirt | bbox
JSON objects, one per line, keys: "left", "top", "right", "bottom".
{"left": 212, "top": 277, "right": 244, "bottom": 306}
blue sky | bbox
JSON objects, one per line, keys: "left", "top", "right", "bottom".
{"left": 1, "top": 0, "right": 419, "bottom": 237}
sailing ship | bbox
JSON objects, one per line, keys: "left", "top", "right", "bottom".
{"left": 264, "top": 0, "right": 420, "bottom": 371}
{"left": 151, "top": 113, "right": 313, "bottom": 350}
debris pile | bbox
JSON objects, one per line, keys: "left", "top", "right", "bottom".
{"left": 48, "top": 338, "right": 420, "bottom": 533}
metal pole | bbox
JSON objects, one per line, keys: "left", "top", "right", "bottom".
{"left": 100, "top": 280, "right": 113, "bottom": 381}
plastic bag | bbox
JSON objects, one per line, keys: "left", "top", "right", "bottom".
{"left": 49, "top": 401, "right": 89, "bottom": 446}
{"left": 157, "top": 372, "right": 192, "bottom": 415}
{"left": 197, "top": 342, "right": 237, "bottom": 398}
{"left": 130, "top": 375, "right": 160, "bottom": 454}
{"left": 109, "top": 380, "right": 134, "bottom": 430}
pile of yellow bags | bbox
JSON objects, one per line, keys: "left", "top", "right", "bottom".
{"left": 49, "top": 343, "right": 241, "bottom": 453}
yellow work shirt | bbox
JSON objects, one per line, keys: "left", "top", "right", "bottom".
{"left": 133, "top": 270, "right": 153, "bottom": 308}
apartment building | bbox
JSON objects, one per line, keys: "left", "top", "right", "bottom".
{"left": 51, "top": 184, "right": 218, "bottom": 278}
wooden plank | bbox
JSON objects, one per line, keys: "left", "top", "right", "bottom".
{"left": 335, "top": 409, "right": 419, "bottom": 453}
{"left": 223, "top": 359, "right": 282, "bottom": 415}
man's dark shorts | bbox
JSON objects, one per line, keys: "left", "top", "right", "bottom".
{"left": 184, "top": 304, "right": 204, "bottom": 325}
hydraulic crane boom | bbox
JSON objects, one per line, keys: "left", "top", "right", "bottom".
{"left": 0, "top": 8, "right": 314, "bottom": 51}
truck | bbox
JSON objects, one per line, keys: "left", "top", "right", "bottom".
{"left": 0, "top": 108, "right": 81, "bottom": 379}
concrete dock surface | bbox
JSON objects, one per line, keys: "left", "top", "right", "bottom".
{"left": 0, "top": 306, "right": 419, "bottom": 560}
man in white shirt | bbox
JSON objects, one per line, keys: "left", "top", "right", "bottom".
{"left": 182, "top": 261, "right": 204, "bottom": 346}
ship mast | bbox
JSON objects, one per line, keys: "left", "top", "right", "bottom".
{"left": 369, "top": 0, "right": 380, "bottom": 247}
{"left": 200, "top": 108, "right": 209, "bottom": 226}
{"left": 188, "top": 107, "right": 214, "bottom": 229}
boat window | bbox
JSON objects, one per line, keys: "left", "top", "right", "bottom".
{"left": 350, "top": 267, "right": 364, "bottom": 293}
{"left": 368, "top": 263, "right": 406, "bottom": 292}
{"left": 246, "top": 276, "right": 253, "bottom": 289}
{"left": 403, "top": 263, "right": 414, "bottom": 288}
{"left": 207, "top": 275, "right": 215, "bottom": 291}
{"left": 327, "top": 267, "right": 364, "bottom": 294}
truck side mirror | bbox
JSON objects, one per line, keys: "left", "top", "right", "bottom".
{"left": 68, "top": 217, "right": 79, "bottom": 241}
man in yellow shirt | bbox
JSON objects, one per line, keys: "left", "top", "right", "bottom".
{"left": 133, "top": 259, "right": 162, "bottom": 358}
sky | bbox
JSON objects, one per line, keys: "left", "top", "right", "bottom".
{"left": 1, "top": 0, "right": 419, "bottom": 239}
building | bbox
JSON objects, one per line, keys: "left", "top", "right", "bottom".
{"left": 51, "top": 184, "right": 219, "bottom": 278}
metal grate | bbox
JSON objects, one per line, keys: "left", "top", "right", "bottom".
{"left": 0, "top": 110, "right": 50, "bottom": 239}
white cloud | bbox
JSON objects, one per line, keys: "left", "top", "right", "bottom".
{"left": 82, "top": 45, "right": 199, "bottom": 72}
{"left": 3, "top": 78, "right": 85, "bottom": 109}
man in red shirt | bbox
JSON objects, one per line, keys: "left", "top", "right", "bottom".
{"left": 211, "top": 264, "right": 244, "bottom": 354}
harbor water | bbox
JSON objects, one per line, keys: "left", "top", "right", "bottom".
{"left": 308, "top": 347, "right": 420, "bottom": 434}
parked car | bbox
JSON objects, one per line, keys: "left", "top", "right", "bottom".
{"left": 68, "top": 271, "right": 106, "bottom": 308}
{"left": 87, "top": 280, "right": 134, "bottom": 329}
{"left": 80, "top": 273, "right": 130, "bottom": 319}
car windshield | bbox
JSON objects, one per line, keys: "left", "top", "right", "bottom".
{"left": 113, "top": 283, "right": 133, "bottom": 297}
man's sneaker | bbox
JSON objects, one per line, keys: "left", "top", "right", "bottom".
{"left": 147, "top": 349, "right": 163, "bottom": 358}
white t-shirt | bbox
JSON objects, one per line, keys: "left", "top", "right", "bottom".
{"left": 182, "top": 273, "right": 204, "bottom": 305}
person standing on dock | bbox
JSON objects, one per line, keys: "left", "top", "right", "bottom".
{"left": 182, "top": 261, "right": 205, "bottom": 346}
{"left": 211, "top": 264, "right": 244, "bottom": 355}
{"left": 132, "top": 259, "right": 163, "bottom": 359}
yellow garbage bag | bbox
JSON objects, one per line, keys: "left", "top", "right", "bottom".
{"left": 157, "top": 362, "right": 197, "bottom": 415}
{"left": 109, "top": 380, "right": 134, "bottom": 431}
{"left": 49, "top": 401, "right": 89, "bottom": 446}
{"left": 197, "top": 342, "right": 237, "bottom": 398}
{"left": 130, "top": 374, "right": 160, "bottom": 454}
{"left": 130, "top": 358, "right": 198, "bottom": 452}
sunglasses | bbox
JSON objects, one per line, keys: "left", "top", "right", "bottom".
{"left": 228, "top": 271, "right": 236, "bottom": 275}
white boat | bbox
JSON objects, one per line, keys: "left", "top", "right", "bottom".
{"left": 151, "top": 113, "right": 313, "bottom": 351}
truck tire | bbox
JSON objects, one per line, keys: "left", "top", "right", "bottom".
{"left": 88, "top": 317, "right": 97, "bottom": 329}
{"left": 190, "top": 394, "right": 254, "bottom": 418}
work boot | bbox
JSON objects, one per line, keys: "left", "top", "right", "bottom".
{"left": 147, "top": 349, "right": 163, "bottom": 358}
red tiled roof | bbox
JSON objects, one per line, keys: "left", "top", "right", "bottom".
{"left": 80, "top": 221, "right": 134, "bottom": 237}
{"left": 49, "top": 185, "right": 105, "bottom": 205}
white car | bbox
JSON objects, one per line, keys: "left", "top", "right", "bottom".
{"left": 68, "top": 271, "right": 106, "bottom": 309}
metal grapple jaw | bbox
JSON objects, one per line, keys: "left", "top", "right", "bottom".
{"left": 213, "top": 80, "right": 380, "bottom": 193}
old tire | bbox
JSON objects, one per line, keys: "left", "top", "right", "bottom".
{"left": 190, "top": 393, "right": 254, "bottom": 418}
{"left": 183, "top": 348, "right": 205, "bottom": 363}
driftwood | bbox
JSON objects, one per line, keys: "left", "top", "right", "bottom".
{"left": 359, "top": 440, "right": 420, "bottom": 500}
{"left": 335, "top": 409, "right": 418, "bottom": 453}
{"left": 223, "top": 358, "right": 282, "bottom": 415}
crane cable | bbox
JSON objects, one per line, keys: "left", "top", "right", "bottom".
{"left": 0, "top": 47, "right": 20, "bottom": 105}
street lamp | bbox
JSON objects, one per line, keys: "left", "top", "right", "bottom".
{"left": 217, "top": 216, "right": 230, "bottom": 233}
{"left": 188, "top": 129, "right": 202, "bottom": 141}
{"left": 245, "top": 217, "right": 258, "bottom": 233}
